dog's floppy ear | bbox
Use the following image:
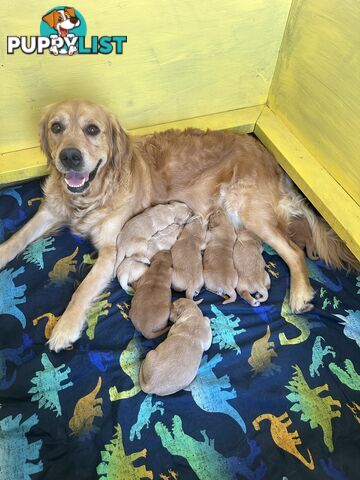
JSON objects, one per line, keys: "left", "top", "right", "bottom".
{"left": 39, "top": 109, "right": 52, "bottom": 162}
{"left": 109, "top": 114, "right": 131, "bottom": 169}
{"left": 65, "top": 7, "right": 76, "bottom": 17}
{"left": 42, "top": 10, "right": 58, "bottom": 28}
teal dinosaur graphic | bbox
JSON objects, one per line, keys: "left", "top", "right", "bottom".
{"left": 286, "top": 365, "right": 341, "bottom": 452}
{"left": 306, "top": 259, "right": 342, "bottom": 292}
{"left": 263, "top": 244, "right": 276, "bottom": 256}
{"left": 0, "top": 266, "right": 27, "bottom": 328}
{"left": 109, "top": 334, "right": 143, "bottom": 401}
{"left": 309, "top": 336, "right": 336, "bottom": 377}
{"left": 329, "top": 359, "right": 360, "bottom": 391}
{"left": 23, "top": 237, "right": 55, "bottom": 269}
{"left": 356, "top": 276, "right": 360, "bottom": 294}
{"left": 0, "top": 413, "right": 43, "bottom": 480}
{"left": 28, "top": 353, "right": 73, "bottom": 416}
{"left": 333, "top": 310, "right": 360, "bottom": 347}
{"left": 210, "top": 304, "right": 246, "bottom": 355}
{"left": 97, "top": 424, "right": 153, "bottom": 479}
{"left": 130, "top": 394, "right": 164, "bottom": 441}
{"left": 279, "top": 291, "right": 320, "bottom": 345}
{"left": 184, "top": 353, "right": 246, "bottom": 432}
{"left": 155, "top": 415, "right": 266, "bottom": 480}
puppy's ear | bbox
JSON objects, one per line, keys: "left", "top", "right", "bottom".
{"left": 109, "top": 114, "right": 131, "bottom": 168}
{"left": 39, "top": 109, "right": 51, "bottom": 162}
{"left": 42, "top": 10, "right": 57, "bottom": 28}
{"left": 65, "top": 7, "right": 76, "bottom": 17}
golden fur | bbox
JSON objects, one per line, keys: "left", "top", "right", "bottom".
{"left": 0, "top": 100, "right": 357, "bottom": 351}
{"left": 171, "top": 215, "right": 207, "bottom": 299}
{"left": 139, "top": 298, "right": 212, "bottom": 396}
{"left": 233, "top": 229, "right": 270, "bottom": 306}
{"left": 203, "top": 209, "right": 238, "bottom": 304}
{"left": 129, "top": 251, "right": 172, "bottom": 339}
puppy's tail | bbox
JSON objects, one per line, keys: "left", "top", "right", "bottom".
{"left": 298, "top": 204, "right": 359, "bottom": 271}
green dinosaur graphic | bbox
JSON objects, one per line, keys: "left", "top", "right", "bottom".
{"left": 130, "top": 394, "right": 164, "bottom": 441}
{"left": 309, "top": 336, "right": 336, "bottom": 377}
{"left": 109, "top": 334, "right": 142, "bottom": 401}
{"left": 248, "top": 325, "right": 280, "bottom": 377}
{"left": 279, "top": 291, "right": 316, "bottom": 345}
{"left": 329, "top": 359, "right": 360, "bottom": 391}
{"left": 155, "top": 415, "right": 266, "bottom": 480}
{"left": 322, "top": 298, "right": 331, "bottom": 310}
{"left": 286, "top": 365, "right": 341, "bottom": 452}
{"left": 185, "top": 353, "right": 246, "bottom": 432}
{"left": 85, "top": 292, "right": 112, "bottom": 340}
{"left": 97, "top": 424, "right": 153, "bottom": 479}
{"left": 28, "top": 353, "right": 73, "bottom": 416}
{"left": 0, "top": 414, "right": 43, "bottom": 480}
{"left": 319, "top": 287, "right": 327, "bottom": 299}
{"left": 210, "top": 304, "right": 246, "bottom": 355}
{"left": 23, "top": 237, "right": 55, "bottom": 269}
{"left": 332, "top": 297, "right": 341, "bottom": 309}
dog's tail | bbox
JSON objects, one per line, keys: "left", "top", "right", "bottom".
{"left": 279, "top": 189, "right": 359, "bottom": 271}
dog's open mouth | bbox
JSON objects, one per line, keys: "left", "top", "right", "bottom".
{"left": 64, "top": 160, "right": 102, "bottom": 193}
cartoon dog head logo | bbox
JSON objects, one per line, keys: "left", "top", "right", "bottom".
{"left": 40, "top": 6, "right": 86, "bottom": 55}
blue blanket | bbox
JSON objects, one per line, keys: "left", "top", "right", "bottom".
{"left": 0, "top": 179, "right": 359, "bottom": 480}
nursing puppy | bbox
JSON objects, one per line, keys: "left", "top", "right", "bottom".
{"left": 203, "top": 209, "right": 238, "bottom": 303}
{"left": 171, "top": 215, "right": 206, "bottom": 299}
{"left": 116, "top": 201, "right": 191, "bottom": 265}
{"left": 288, "top": 217, "right": 319, "bottom": 260}
{"left": 129, "top": 251, "right": 173, "bottom": 339}
{"left": 139, "top": 298, "right": 212, "bottom": 396}
{"left": 234, "top": 229, "right": 271, "bottom": 306}
{"left": 116, "top": 223, "right": 183, "bottom": 292}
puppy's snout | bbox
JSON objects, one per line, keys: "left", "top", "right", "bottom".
{"left": 60, "top": 148, "right": 83, "bottom": 170}
{"left": 70, "top": 16, "right": 79, "bottom": 25}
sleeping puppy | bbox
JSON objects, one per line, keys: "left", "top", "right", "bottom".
{"left": 116, "top": 223, "right": 183, "bottom": 292}
{"left": 203, "top": 209, "right": 238, "bottom": 303}
{"left": 129, "top": 251, "right": 173, "bottom": 339}
{"left": 288, "top": 216, "right": 319, "bottom": 260}
{"left": 116, "top": 201, "right": 191, "bottom": 265}
{"left": 233, "top": 229, "right": 271, "bottom": 307}
{"left": 171, "top": 215, "right": 206, "bottom": 299}
{"left": 139, "top": 298, "right": 212, "bottom": 396}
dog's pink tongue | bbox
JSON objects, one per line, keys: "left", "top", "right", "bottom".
{"left": 64, "top": 172, "right": 89, "bottom": 187}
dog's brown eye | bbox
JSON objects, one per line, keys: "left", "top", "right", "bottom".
{"left": 85, "top": 124, "right": 100, "bottom": 136}
{"left": 51, "top": 122, "right": 63, "bottom": 134}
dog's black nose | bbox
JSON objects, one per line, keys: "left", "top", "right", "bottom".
{"left": 70, "top": 16, "right": 78, "bottom": 25}
{"left": 59, "top": 148, "right": 83, "bottom": 170}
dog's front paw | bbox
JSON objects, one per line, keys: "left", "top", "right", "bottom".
{"left": 48, "top": 315, "right": 83, "bottom": 352}
{"left": 290, "top": 284, "right": 315, "bottom": 313}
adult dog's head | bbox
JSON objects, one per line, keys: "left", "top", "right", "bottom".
{"left": 40, "top": 100, "right": 130, "bottom": 194}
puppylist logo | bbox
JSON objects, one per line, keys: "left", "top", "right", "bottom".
{"left": 7, "top": 6, "right": 127, "bottom": 55}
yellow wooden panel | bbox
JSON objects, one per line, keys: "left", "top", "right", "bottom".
{"left": 255, "top": 107, "right": 360, "bottom": 261}
{"left": 0, "top": 104, "right": 263, "bottom": 184}
{"left": 0, "top": 0, "right": 291, "bottom": 153}
{"left": 268, "top": 0, "right": 360, "bottom": 206}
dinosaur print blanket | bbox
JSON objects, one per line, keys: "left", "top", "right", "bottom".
{"left": 0, "top": 180, "right": 359, "bottom": 480}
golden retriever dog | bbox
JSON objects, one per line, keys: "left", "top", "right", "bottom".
{"left": 0, "top": 100, "right": 357, "bottom": 351}
{"left": 171, "top": 215, "right": 207, "bottom": 299}
{"left": 129, "top": 251, "right": 173, "bottom": 339}
{"left": 203, "top": 209, "right": 238, "bottom": 303}
{"left": 116, "top": 222, "right": 183, "bottom": 292}
{"left": 233, "top": 229, "right": 271, "bottom": 307}
{"left": 139, "top": 298, "right": 212, "bottom": 396}
{"left": 288, "top": 216, "right": 319, "bottom": 260}
{"left": 115, "top": 201, "right": 191, "bottom": 265}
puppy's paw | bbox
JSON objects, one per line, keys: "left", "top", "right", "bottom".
{"left": 290, "top": 284, "right": 315, "bottom": 313}
{"left": 48, "top": 316, "right": 83, "bottom": 352}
